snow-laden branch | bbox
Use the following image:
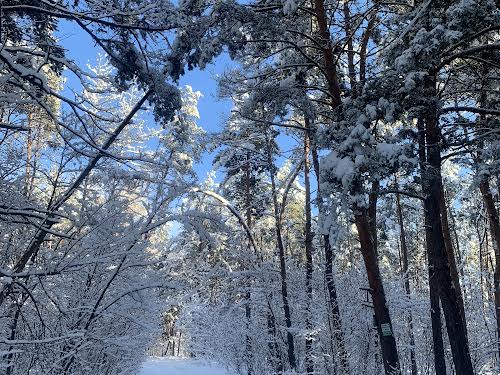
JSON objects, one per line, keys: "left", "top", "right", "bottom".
{"left": 0, "top": 122, "right": 29, "bottom": 131}
{"left": 190, "top": 188, "right": 260, "bottom": 255}
{"left": 0, "top": 89, "right": 152, "bottom": 306}
{"left": 0, "top": 332, "right": 85, "bottom": 345}
{"left": 439, "top": 43, "right": 500, "bottom": 69}
{"left": 440, "top": 106, "right": 500, "bottom": 117}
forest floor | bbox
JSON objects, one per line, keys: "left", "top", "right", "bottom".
{"left": 139, "top": 357, "right": 233, "bottom": 375}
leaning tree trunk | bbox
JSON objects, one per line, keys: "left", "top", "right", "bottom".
{"left": 354, "top": 204, "right": 401, "bottom": 375}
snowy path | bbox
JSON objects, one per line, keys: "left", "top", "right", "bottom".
{"left": 139, "top": 357, "right": 234, "bottom": 375}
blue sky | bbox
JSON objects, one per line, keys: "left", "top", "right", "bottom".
{"left": 179, "top": 58, "right": 234, "bottom": 180}
{"left": 56, "top": 19, "right": 301, "bottom": 192}
{"left": 55, "top": 19, "right": 312, "bottom": 240}
{"left": 57, "top": 21, "right": 233, "bottom": 182}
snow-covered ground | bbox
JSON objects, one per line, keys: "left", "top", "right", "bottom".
{"left": 139, "top": 357, "right": 234, "bottom": 375}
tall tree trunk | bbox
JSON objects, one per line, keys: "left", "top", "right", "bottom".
{"left": 245, "top": 152, "right": 253, "bottom": 375}
{"left": 368, "top": 181, "right": 379, "bottom": 254}
{"left": 395, "top": 189, "right": 418, "bottom": 375}
{"left": 312, "top": 0, "right": 341, "bottom": 108}
{"left": 311, "top": 135, "right": 349, "bottom": 374}
{"left": 5, "top": 299, "right": 24, "bottom": 375}
{"left": 417, "top": 119, "right": 447, "bottom": 375}
{"left": 266, "top": 134, "right": 297, "bottom": 370}
{"left": 267, "top": 299, "right": 284, "bottom": 373}
{"left": 311, "top": 0, "right": 356, "bottom": 367}
{"left": 24, "top": 121, "right": 33, "bottom": 197}
{"left": 361, "top": 179, "right": 400, "bottom": 373}
{"left": 312, "top": 1, "right": 399, "bottom": 371}
{"left": 439, "top": 183, "right": 467, "bottom": 327}
{"left": 421, "top": 78, "right": 473, "bottom": 373}
{"left": 354, "top": 206, "right": 401, "bottom": 375}
{"left": 475, "top": 77, "right": 500, "bottom": 358}
{"left": 304, "top": 121, "right": 314, "bottom": 374}
{"left": 479, "top": 179, "right": 500, "bottom": 359}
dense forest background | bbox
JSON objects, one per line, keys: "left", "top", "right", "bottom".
{"left": 0, "top": 0, "right": 499, "bottom": 374}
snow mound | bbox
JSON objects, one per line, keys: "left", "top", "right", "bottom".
{"left": 140, "top": 357, "right": 234, "bottom": 375}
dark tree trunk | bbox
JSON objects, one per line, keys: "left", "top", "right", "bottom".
{"left": 311, "top": 1, "right": 399, "bottom": 371}
{"left": 368, "top": 181, "right": 379, "bottom": 253}
{"left": 267, "top": 301, "right": 284, "bottom": 373}
{"left": 311, "top": 139, "right": 350, "bottom": 374}
{"left": 245, "top": 153, "right": 253, "bottom": 375}
{"left": 439, "top": 182, "right": 467, "bottom": 327}
{"left": 304, "top": 120, "right": 314, "bottom": 374}
{"left": 361, "top": 179, "right": 400, "bottom": 373}
{"left": 355, "top": 207, "right": 401, "bottom": 375}
{"left": 5, "top": 299, "right": 25, "bottom": 375}
{"left": 420, "top": 79, "right": 473, "bottom": 373}
{"left": 395, "top": 190, "right": 418, "bottom": 375}
{"left": 312, "top": 0, "right": 341, "bottom": 108}
{"left": 417, "top": 119, "right": 447, "bottom": 375}
{"left": 479, "top": 179, "right": 500, "bottom": 359}
{"left": 266, "top": 134, "right": 297, "bottom": 370}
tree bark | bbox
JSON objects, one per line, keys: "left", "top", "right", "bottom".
{"left": 355, "top": 206, "right": 401, "bottom": 375}
{"left": 312, "top": 0, "right": 341, "bottom": 107}
{"left": 245, "top": 152, "right": 253, "bottom": 375}
{"left": 479, "top": 179, "right": 500, "bottom": 359}
{"left": 395, "top": 189, "right": 418, "bottom": 375}
{"left": 421, "top": 79, "right": 473, "bottom": 373}
{"left": 266, "top": 133, "right": 297, "bottom": 370}
{"left": 304, "top": 120, "right": 314, "bottom": 374}
{"left": 311, "top": 137, "right": 349, "bottom": 374}
{"left": 417, "top": 117, "right": 447, "bottom": 375}
{"left": 439, "top": 182, "right": 467, "bottom": 327}
{"left": 368, "top": 181, "right": 379, "bottom": 254}
{"left": 5, "top": 299, "right": 25, "bottom": 375}
{"left": 312, "top": 1, "right": 399, "bottom": 371}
